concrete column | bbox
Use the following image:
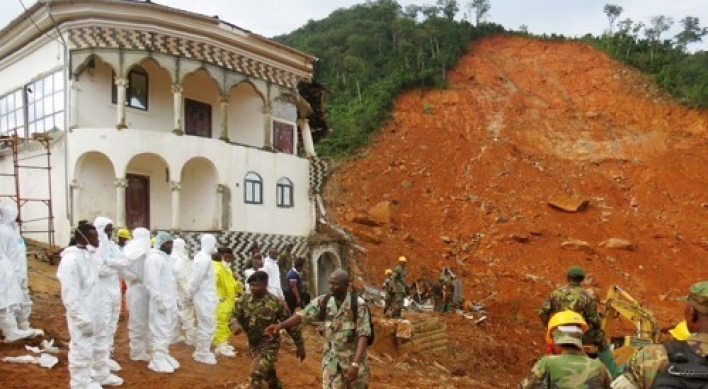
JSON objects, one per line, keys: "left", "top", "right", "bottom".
{"left": 218, "top": 95, "right": 229, "bottom": 142}
{"left": 69, "top": 78, "right": 80, "bottom": 130}
{"left": 172, "top": 84, "right": 184, "bottom": 135}
{"left": 216, "top": 184, "right": 226, "bottom": 230}
{"left": 115, "top": 77, "right": 128, "bottom": 129}
{"left": 298, "top": 118, "right": 317, "bottom": 158}
{"left": 170, "top": 181, "right": 181, "bottom": 232}
{"left": 114, "top": 178, "right": 128, "bottom": 228}
{"left": 70, "top": 180, "right": 81, "bottom": 225}
{"left": 263, "top": 104, "right": 273, "bottom": 150}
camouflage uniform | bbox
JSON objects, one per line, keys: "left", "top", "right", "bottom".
{"left": 610, "top": 333, "right": 708, "bottom": 389}
{"left": 440, "top": 276, "right": 454, "bottom": 313}
{"left": 519, "top": 349, "right": 612, "bottom": 389}
{"left": 233, "top": 293, "right": 304, "bottom": 389}
{"left": 539, "top": 282, "right": 608, "bottom": 349}
{"left": 382, "top": 276, "right": 396, "bottom": 317}
{"left": 297, "top": 292, "right": 372, "bottom": 389}
{"left": 391, "top": 265, "right": 407, "bottom": 318}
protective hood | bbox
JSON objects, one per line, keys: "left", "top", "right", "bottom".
{"left": 0, "top": 206, "right": 19, "bottom": 226}
{"left": 93, "top": 216, "right": 114, "bottom": 259}
{"left": 173, "top": 238, "right": 188, "bottom": 258}
{"left": 199, "top": 234, "right": 217, "bottom": 254}
{"left": 124, "top": 227, "right": 150, "bottom": 260}
{"left": 153, "top": 231, "right": 173, "bottom": 250}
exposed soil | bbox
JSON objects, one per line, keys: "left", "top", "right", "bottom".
{"left": 2, "top": 35, "right": 708, "bottom": 388}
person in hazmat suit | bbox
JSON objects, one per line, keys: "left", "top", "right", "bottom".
{"left": 171, "top": 238, "right": 195, "bottom": 345}
{"left": 188, "top": 234, "right": 218, "bottom": 365}
{"left": 213, "top": 247, "right": 242, "bottom": 357}
{"left": 144, "top": 231, "right": 180, "bottom": 373}
{"left": 0, "top": 206, "right": 37, "bottom": 342}
{"left": 93, "top": 217, "right": 132, "bottom": 372}
{"left": 57, "top": 222, "right": 123, "bottom": 389}
{"left": 123, "top": 227, "right": 151, "bottom": 361}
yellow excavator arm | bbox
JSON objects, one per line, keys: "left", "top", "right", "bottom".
{"left": 598, "top": 285, "right": 660, "bottom": 366}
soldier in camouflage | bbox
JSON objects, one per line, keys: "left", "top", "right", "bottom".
{"left": 391, "top": 256, "right": 408, "bottom": 318}
{"left": 520, "top": 311, "right": 611, "bottom": 389}
{"left": 231, "top": 271, "right": 305, "bottom": 389}
{"left": 611, "top": 280, "right": 708, "bottom": 389}
{"left": 382, "top": 269, "right": 396, "bottom": 317}
{"left": 539, "top": 265, "right": 621, "bottom": 377}
{"left": 266, "top": 269, "right": 371, "bottom": 389}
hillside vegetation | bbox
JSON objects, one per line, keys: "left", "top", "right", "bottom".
{"left": 277, "top": 0, "right": 708, "bottom": 157}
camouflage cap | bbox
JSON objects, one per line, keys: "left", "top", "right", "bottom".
{"left": 567, "top": 265, "right": 585, "bottom": 278}
{"left": 552, "top": 326, "right": 583, "bottom": 347}
{"left": 678, "top": 281, "right": 708, "bottom": 314}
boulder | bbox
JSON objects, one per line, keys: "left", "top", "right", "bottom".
{"left": 368, "top": 201, "right": 394, "bottom": 225}
{"left": 548, "top": 196, "right": 590, "bottom": 213}
{"left": 599, "top": 238, "right": 635, "bottom": 251}
{"left": 561, "top": 240, "right": 594, "bottom": 254}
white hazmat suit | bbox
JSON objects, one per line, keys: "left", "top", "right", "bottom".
{"left": 263, "top": 254, "right": 284, "bottom": 299}
{"left": 188, "top": 234, "right": 218, "bottom": 365}
{"left": 57, "top": 243, "right": 122, "bottom": 389}
{"left": 0, "top": 206, "right": 38, "bottom": 337}
{"left": 171, "top": 238, "right": 195, "bottom": 345}
{"left": 93, "top": 217, "right": 131, "bottom": 372}
{"left": 145, "top": 232, "right": 180, "bottom": 373}
{"left": 123, "top": 228, "right": 151, "bottom": 361}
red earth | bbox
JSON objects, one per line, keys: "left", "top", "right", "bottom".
{"left": 2, "top": 35, "right": 708, "bottom": 388}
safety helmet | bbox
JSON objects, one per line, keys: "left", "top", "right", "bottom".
{"left": 116, "top": 228, "right": 131, "bottom": 239}
{"left": 385, "top": 269, "right": 393, "bottom": 276}
{"left": 399, "top": 256, "right": 407, "bottom": 262}
{"left": 669, "top": 320, "right": 691, "bottom": 341}
{"left": 545, "top": 310, "right": 588, "bottom": 344}
{"left": 150, "top": 237, "right": 156, "bottom": 247}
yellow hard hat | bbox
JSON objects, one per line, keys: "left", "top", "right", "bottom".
{"left": 669, "top": 320, "right": 690, "bottom": 341}
{"left": 150, "top": 237, "right": 156, "bottom": 247}
{"left": 399, "top": 256, "right": 407, "bottom": 262}
{"left": 116, "top": 228, "right": 131, "bottom": 239}
{"left": 385, "top": 269, "right": 393, "bottom": 275}
{"left": 546, "top": 310, "right": 588, "bottom": 344}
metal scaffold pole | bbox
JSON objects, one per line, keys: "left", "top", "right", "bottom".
{"left": 0, "top": 129, "right": 56, "bottom": 251}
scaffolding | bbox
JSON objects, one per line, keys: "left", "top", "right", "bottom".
{"left": 0, "top": 130, "right": 55, "bottom": 250}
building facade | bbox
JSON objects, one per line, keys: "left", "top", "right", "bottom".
{"left": 0, "top": 0, "right": 341, "bottom": 293}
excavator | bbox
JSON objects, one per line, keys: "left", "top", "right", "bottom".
{"left": 585, "top": 284, "right": 661, "bottom": 366}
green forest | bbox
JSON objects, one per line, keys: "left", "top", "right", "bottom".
{"left": 276, "top": 0, "right": 708, "bottom": 158}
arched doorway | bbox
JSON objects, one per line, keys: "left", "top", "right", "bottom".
{"left": 316, "top": 251, "right": 338, "bottom": 296}
{"left": 73, "top": 151, "right": 116, "bottom": 223}
{"left": 125, "top": 153, "right": 170, "bottom": 229}
{"left": 180, "top": 157, "right": 219, "bottom": 230}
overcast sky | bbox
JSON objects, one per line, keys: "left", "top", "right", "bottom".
{"left": 1, "top": 0, "right": 707, "bottom": 50}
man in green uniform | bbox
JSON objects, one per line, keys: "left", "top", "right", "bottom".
{"left": 520, "top": 310, "right": 612, "bottom": 389}
{"left": 265, "top": 269, "right": 371, "bottom": 389}
{"left": 391, "top": 256, "right": 408, "bottom": 318}
{"left": 382, "top": 269, "right": 396, "bottom": 317}
{"left": 611, "top": 280, "right": 708, "bottom": 389}
{"left": 231, "top": 271, "right": 305, "bottom": 389}
{"left": 539, "top": 265, "right": 621, "bottom": 378}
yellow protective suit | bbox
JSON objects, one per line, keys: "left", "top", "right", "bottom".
{"left": 212, "top": 261, "right": 243, "bottom": 345}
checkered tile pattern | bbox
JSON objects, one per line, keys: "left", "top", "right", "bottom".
{"left": 309, "top": 157, "right": 329, "bottom": 194}
{"left": 176, "top": 230, "right": 309, "bottom": 275}
{"left": 68, "top": 26, "right": 302, "bottom": 88}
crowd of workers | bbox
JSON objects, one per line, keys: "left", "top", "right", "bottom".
{"left": 1, "top": 203, "right": 707, "bottom": 389}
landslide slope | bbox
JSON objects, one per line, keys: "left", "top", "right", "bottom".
{"left": 327, "top": 35, "right": 708, "bottom": 382}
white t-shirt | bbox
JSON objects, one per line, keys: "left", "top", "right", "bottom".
{"left": 262, "top": 257, "right": 283, "bottom": 298}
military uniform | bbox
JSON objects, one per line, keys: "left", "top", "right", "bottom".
{"left": 519, "top": 349, "right": 612, "bottom": 389}
{"left": 297, "top": 292, "right": 372, "bottom": 389}
{"left": 440, "top": 276, "right": 455, "bottom": 313}
{"left": 233, "top": 293, "right": 304, "bottom": 389}
{"left": 611, "top": 333, "right": 708, "bottom": 389}
{"left": 391, "top": 264, "right": 407, "bottom": 318}
{"left": 382, "top": 275, "right": 396, "bottom": 317}
{"left": 539, "top": 282, "right": 607, "bottom": 348}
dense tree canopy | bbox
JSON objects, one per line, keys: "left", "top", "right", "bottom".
{"left": 277, "top": 1, "right": 708, "bottom": 158}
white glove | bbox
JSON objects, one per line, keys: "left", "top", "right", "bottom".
{"left": 78, "top": 321, "right": 94, "bottom": 337}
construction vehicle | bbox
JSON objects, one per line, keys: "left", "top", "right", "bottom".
{"left": 586, "top": 284, "right": 661, "bottom": 366}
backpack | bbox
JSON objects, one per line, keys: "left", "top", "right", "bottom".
{"left": 650, "top": 340, "right": 708, "bottom": 389}
{"left": 318, "top": 292, "right": 375, "bottom": 346}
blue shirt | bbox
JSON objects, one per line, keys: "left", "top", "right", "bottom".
{"left": 285, "top": 268, "right": 303, "bottom": 295}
